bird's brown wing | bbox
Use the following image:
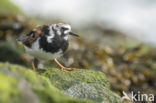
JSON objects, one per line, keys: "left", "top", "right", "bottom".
{"left": 22, "top": 25, "right": 45, "bottom": 47}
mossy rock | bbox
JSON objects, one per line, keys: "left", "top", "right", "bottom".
{"left": 0, "top": 41, "right": 27, "bottom": 65}
{"left": 42, "top": 68, "right": 123, "bottom": 103}
{"left": 0, "top": 0, "right": 21, "bottom": 14}
{"left": 0, "top": 62, "right": 94, "bottom": 103}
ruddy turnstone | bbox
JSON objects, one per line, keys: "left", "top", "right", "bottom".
{"left": 17, "top": 23, "right": 79, "bottom": 71}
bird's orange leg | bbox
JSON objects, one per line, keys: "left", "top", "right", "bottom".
{"left": 53, "top": 58, "right": 72, "bottom": 71}
{"left": 31, "top": 60, "right": 36, "bottom": 72}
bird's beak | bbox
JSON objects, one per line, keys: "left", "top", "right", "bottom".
{"left": 16, "top": 35, "right": 28, "bottom": 42}
{"left": 69, "top": 32, "right": 79, "bottom": 37}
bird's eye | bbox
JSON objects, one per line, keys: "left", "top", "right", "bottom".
{"left": 62, "top": 27, "right": 68, "bottom": 31}
{"left": 56, "top": 25, "right": 59, "bottom": 27}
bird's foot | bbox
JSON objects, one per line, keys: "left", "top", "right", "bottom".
{"left": 60, "top": 67, "right": 72, "bottom": 71}
{"left": 54, "top": 58, "right": 72, "bottom": 71}
{"left": 31, "top": 60, "right": 36, "bottom": 72}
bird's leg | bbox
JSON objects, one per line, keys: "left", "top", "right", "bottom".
{"left": 53, "top": 58, "right": 72, "bottom": 71}
{"left": 31, "top": 60, "right": 36, "bottom": 72}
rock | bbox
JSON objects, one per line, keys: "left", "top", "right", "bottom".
{"left": 0, "top": 41, "right": 26, "bottom": 65}
{"left": 42, "top": 68, "right": 123, "bottom": 103}
{"left": 0, "top": 62, "right": 94, "bottom": 103}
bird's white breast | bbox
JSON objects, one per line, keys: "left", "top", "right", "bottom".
{"left": 24, "top": 38, "right": 63, "bottom": 61}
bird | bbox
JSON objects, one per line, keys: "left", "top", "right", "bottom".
{"left": 16, "top": 23, "right": 79, "bottom": 72}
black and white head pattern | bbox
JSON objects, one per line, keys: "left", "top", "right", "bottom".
{"left": 38, "top": 23, "right": 71, "bottom": 53}
{"left": 49, "top": 23, "right": 72, "bottom": 42}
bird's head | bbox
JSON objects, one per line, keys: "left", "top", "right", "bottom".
{"left": 53, "top": 23, "right": 79, "bottom": 37}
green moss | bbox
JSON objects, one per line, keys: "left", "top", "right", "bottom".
{"left": 0, "top": 62, "right": 94, "bottom": 103}
{"left": 0, "top": 62, "right": 123, "bottom": 103}
{"left": 42, "top": 68, "right": 110, "bottom": 90}
{"left": 0, "top": 0, "right": 21, "bottom": 14}
{"left": 41, "top": 68, "right": 123, "bottom": 103}
{"left": 0, "top": 73, "right": 20, "bottom": 103}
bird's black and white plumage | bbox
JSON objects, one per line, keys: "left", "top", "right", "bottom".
{"left": 17, "top": 23, "right": 79, "bottom": 62}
